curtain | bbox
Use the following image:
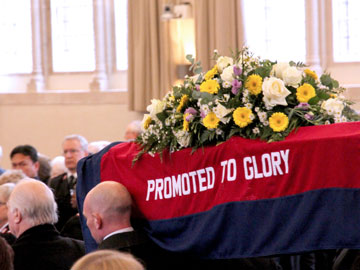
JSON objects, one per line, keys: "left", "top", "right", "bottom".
{"left": 128, "top": 0, "right": 177, "bottom": 112}
{"left": 194, "top": 0, "right": 244, "bottom": 71}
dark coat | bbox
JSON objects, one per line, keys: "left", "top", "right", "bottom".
{"left": 98, "top": 230, "right": 280, "bottom": 270}
{"left": 12, "top": 224, "right": 85, "bottom": 270}
{"left": 49, "top": 173, "right": 77, "bottom": 231}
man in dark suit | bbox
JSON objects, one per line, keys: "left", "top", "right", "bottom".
{"left": 8, "top": 179, "right": 85, "bottom": 270}
{"left": 49, "top": 134, "right": 88, "bottom": 231}
{"left": 83, "top": 181, "right": 169, "bottom": 270}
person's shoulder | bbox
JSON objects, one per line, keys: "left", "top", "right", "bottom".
{"left": 48, "top": 173, "right": 67, "bottom": 187}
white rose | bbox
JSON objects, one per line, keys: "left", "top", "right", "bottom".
{"left": 282, "top": 66, "right": 302, "bottom": 87}
{"left": 321, "top": 98, "right": 344, "bottom": 116}
{"left": 271, "top": 62, "right": 290, "bottom": 79}
{"left": 220, "top": 65, "right": 234, "bottom": 83}
{"left": 262, "top": 77, "right": 291, "bottom": 107}
{"left": 216, "top": 56, "right": 233, "bottom": 72}
{"left": 174, "top": 130, "right": 191, "bottom": 148}
{"left": 213, "top": 104, "right": 233, "bottom": 123}
{"left": 146, "top": 99, "right": 166, "bottom": 119}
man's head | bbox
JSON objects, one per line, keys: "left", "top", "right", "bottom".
{"left": 83, "top": 181, "right": 132, "bottom": 243}
{"left": 7, "top": 179, "right": 58, "bottom": 237}
{"left": 62, "top": 135, "right": 88, "bottom": 174}
{"left": 0, "top": 183, "right": 15, "bottom": 227}
{"left": 124, "top": 120, "right": 142, "bottom": 141}
{"left": 10, "top": 145, "right": 39, "bottom": 178}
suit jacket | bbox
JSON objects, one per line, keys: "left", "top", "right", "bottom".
{"left": 49, "top": 173, "right": 77, "bottom": 231}
{"left": 12, "top": 224, "right": 85, "bottom": 270}
{"left": 98, "top": 230, "right": 280, "bottom": 270}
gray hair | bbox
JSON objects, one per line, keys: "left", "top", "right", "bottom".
{"left": 0, "top": 183, "right": 15, "bottom": 203}
{"left": 128, "top": 120, "right": 142, "bottom": 135}
{"left": 63, "top": 134, "right": 88, "bottom": 151}
{"left": 8, "top": 179, "right": 58, "bottom": 226}
{"left": 0, "top": 170, "right": 26, "bottom": 185}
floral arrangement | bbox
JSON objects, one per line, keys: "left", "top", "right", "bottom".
{"left": 135, "top": 47, "right": 359, "bottom": 159}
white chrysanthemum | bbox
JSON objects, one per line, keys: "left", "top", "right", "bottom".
{"left": 252, "top": 127, "right": 260, "bottom": 134}
{"left": 222, "top": 81, "right": 232, "bottom": 88}
{"left": 245, "top": 103, "right": 253, "bottom": 109}
{"left": 321, "top": 98, "right": 344, "bottom": 116}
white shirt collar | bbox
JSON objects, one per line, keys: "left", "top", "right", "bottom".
{"left": 67, "top": 172, "right": 77, "bottom": 179}
{"left": 103, "top": 227, "right": 134, "bottom": 241}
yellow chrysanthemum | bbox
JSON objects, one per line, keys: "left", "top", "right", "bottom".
{"left": 143, "top": 116, "right": 152, "bottom": 130}
{"left": 183, "top": 113, "right": 189, "bottom": 131}
{"left": 200, "top": 79, "right": 220, "bottom": 94}
{"left": 269, "top": 112, "right": 289, "bottom": 132}
{"left": 204, "top": 65, "right": 218, "bottom": 80}
{"left": 304, "top": 69, "right": 318, "bottom": 80}
{"left": 296, "top": 83, "right": 316, "bottom": 103}
{"left": 233, "top": 107, "right": 253, "bottom": 128}
{"left": 330, "top": 93, "right": 337, "bottom": 99}
{"left": 176, "top": 95, "right": 189, "bottom": 112}
{"left": 245, "top": 74, "right": 263, "bottom": 95}
{"left": 203, "top": 112, "right": 220, "bottom": 129}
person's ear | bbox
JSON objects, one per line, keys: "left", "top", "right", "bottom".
{"left": 93, "top": 213, "right": 102, "bottom": 229}
{"left": 34, "top": 161, "right": 40, "bottom": 172}
{"left": 14, "top": 208, "right": 22, "bottom": 224}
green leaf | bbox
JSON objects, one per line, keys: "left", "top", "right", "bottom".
{"left": 186, "top": 54, "right": 194, "bottom": 64}
{"left": 156, "top": 111, "right": 168, "bottom": 122}
{"left": 308, "top": 96, "right": 320, "bottom": 105}
{"left": 320, "top": 74, "right": 333, "bottom": 88}
{"left": 194, "top": 67, "right": 202, "bottom": 74}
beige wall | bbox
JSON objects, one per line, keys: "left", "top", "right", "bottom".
{"left": 0, "top": 96, "right": 143, "bottom": 170}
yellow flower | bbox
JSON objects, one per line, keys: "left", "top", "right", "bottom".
{"left": 296, "top": 83, "right": 316, "bottom": 103}
{"left": 330, "top": 93, "right": 337, "bottom": 99}
{"left": 143, "top": 116, "right": 152, "bottom": 130}
{"left": 245, "top": 74, "right": 263, "bottom": 95}
{"left": 269, "top": 112, "right": 289, "bottom": 132}
{"left": 200, "top": 79, "right": 220, "bottom": 94}
{"left": 203, "top": 112, "right": 220, "bottom": 129}
{"left": 204, "top": 65, "right": 218, "bottom": 80}
{"left": 233, "top": 107, "right": 253, "bottom": 128}
{"left": 169, "top": 95, "right": 175, "bottom": 101}
{"left": 183, "top": 113, "right": 189, "bottom": 131}
{"left": 176, "top": 95, "right": 189, "bottom": 112}
{"left": 304, "top": 69, "right": 318, "bottom": 80}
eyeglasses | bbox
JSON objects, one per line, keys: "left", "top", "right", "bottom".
{"left": 63, "top": 149, "right": 80, "bottom": 155}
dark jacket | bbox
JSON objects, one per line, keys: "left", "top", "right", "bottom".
{"left": 12, "top": 224, "right": 84, "bottom": 270}
{"left": 49, "top": 173, "right": 77, "bottom": 231}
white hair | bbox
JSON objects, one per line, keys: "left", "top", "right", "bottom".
{"left": 87, "top": 141, "right": 111, "bottom": 154}
{"left": 63, "top": 134, "right": 88, "bottom": 151}
{"left": 50, "top": 156, "right": 68, "bottom": 178}
{"left": 0, "top": 183, "right": 15, "bottom": 202}
{"left": 8, "top": 179, "right": 58, "bottom": 226}
{"left": 128, "top": 120, "right": 142, "bottom": 134}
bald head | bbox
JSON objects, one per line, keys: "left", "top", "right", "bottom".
{"left": 7, "top": 179, "right": 58, "bottom": 237}
{"left": 83, "top": 181, "right": 133, "bottom": 243}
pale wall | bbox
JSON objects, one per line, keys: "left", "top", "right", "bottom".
{"left": 0, "top": 95, "right": 143, "bottom": 170}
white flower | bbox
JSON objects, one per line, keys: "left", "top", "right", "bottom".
{"left": 252, "top": 127, "right": 260, "bottom": 134}
{"left": 216, "top": 56, "right": 233, "bottom": 72}
{"left": 213, "top": 103, "right": 233, "bottom": 123}
{"left": 245, "top": 103, "right": 253, "bottom": 109}
{"left": 147, "top": 99, "right": 166, "bottom": 119}
{"left": 222, "top": 81, "right": 232, "bottom": 88}
{"left": 262, "top": 77, "right": 291, "bottom": 107}
{"left": 282, "top": 66, "right": 302, "bottom": 87}
{"left": 321, "top": 98, "right": 344, "bottom": 116}
{"left": 190, "top": 74, "right": 201, "bottom": 83}
{"left": 174, "top": 130, "right": 191, "bottom": 148}
{"left": 220, "top": 65, "right": 235, "bottom": 83}
{"left": 271, "top": 62, "right": 291, "bottom": 79}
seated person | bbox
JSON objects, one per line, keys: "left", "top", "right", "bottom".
{"left": 8, "top": 179, "right": 85, "bottom": 270}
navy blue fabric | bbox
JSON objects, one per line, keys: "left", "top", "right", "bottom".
{"left": 76, "top": 142, "right": 121, "bottom": 253}
{"left": 143, "top": 188, "right": 360, "bottom": 259}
